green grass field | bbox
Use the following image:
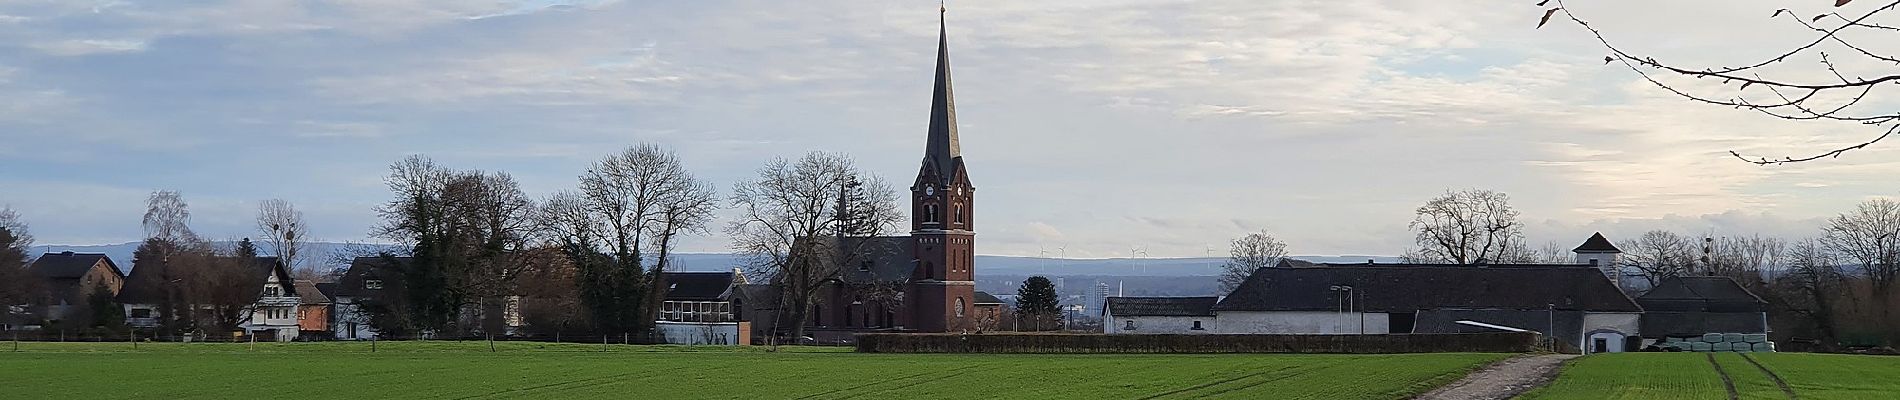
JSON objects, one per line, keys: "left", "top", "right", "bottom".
{"left": 1523, "top": 352, "right": 1900, "bottom": 400}
{"left": 0, "top": 342, "right": 1507, "bottom": 399}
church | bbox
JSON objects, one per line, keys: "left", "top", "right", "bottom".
{"left": 791, "top": 10, "right": 990, "bottom": 338}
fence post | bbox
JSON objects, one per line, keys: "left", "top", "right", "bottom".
{"left": 11, "top": 330, "right": 17, "bottom": 352}
{"left": 131, "top": 331, "right": 137, "bottom": 350}
{"left": 601, "top": 335, "right": 607, "bottom": 352}
{"left": 249, "top": 333, "right": 255, "bottom": 351}
{"left": 371, "top": 337, "right": 377, "bottom": 353}
{"left": 489, "top": 334, "right": 496, "bottom": 352}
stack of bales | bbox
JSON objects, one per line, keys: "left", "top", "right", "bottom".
{"left": 1660, "top": 333, "right": 1773, "bottom": 352}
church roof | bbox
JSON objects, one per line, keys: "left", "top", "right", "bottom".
{"left": 922, "top": 9, "right": 961, "bottom": 185}
{"left": 1573, "top": 232, "right": 1620, "bottom": 253}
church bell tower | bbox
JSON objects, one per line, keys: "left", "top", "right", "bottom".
{"left": 908, "top": 7, "right": 978, "bottom": 333}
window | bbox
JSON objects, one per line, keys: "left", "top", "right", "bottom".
{"left": 1191, "top": 321, "right": 1204, "bottom": 330}
{"left": 954, "top": 204, "right": 963, "bottom": 224}
{"left": 365, "top": 279, "right": 384, "bottom": 290}
{"left": 859, "top": 260, "right": 872, "bottom": 272}
{"left": 265, "top": 286, "right": 279, "bottom": 296}
{"left": 954, "top": 297, "right": 966, "bottom": 318}
{"left": 925, "top": 204, "right": 938, "bottom": 223}
{"left": 1123, "top": 320, "right": 1137, "bottom": 331}
{"left": 130, "top": 309, "right": 152, "bottom": 319}
{"left": 1588, "top": 259, "right": 1600, "bottom": 266}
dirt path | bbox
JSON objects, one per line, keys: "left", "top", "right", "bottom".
{"left": 1414, "top": 354, "right": 1577, "bottom": 400}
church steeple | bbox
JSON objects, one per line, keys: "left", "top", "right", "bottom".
{"left": 923, "top": 7, "right": 959, "bottom": 183}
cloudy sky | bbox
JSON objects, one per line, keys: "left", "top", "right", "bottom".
{"left": 3, "top": 0, "right": 1898, "bottom": 258}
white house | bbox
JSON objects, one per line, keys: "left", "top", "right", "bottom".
{"left": 117, "top": 256, "right": 302, "bottom": 341}
{"left": 1103, "top": 297, "right": 1219, "bottom": 334}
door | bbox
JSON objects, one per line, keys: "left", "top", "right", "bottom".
{"left": 1592, "top": 338, "right": 1607, "bottom": 354}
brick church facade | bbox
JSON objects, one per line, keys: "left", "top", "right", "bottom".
{"left": 800, "top": 11, "right": 983, "bottom": 335}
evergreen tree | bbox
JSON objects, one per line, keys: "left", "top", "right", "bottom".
{"left": 86, "top": 285, "right": 124, "bottom": 330}
{"left": 1016, "top": 276, "right": 1060, "bottom": 331}
{"left": 235, "top": 238, "right": 258, "bottom": 259}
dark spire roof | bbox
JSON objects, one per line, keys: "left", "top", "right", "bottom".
{"left": 922, "top": 8, "right": 960, "bottom": 182}
{"left": 1573, "top": 232, "right": 1620, "bottom": 253}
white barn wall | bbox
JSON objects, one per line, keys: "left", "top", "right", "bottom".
{"left": 1104, "top": 313, "right": 1213, "bottom": 334}
{"left": 1214, "top": 311, "right": 1390, "bottom": 334}
{"left": 1581, "top": 312, "right": 1642, "bottom": 353}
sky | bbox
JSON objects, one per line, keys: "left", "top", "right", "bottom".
{"left": 3, "top": 0, "right": 1899, "bottom": 258}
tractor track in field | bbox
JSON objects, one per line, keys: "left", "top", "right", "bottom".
{"left": 801, "top": 363, "right": 987, "bottom": 400}
{"left": 1705, "top": 353, "right": 1740, "bottom": 400}
{"left": 1416, "top": 354, "right": 1572, "bottom": 400}
{"left": 451, "top": 371, "right": 645, "bottom": 400}
{"left": 1134, "top": 365, "right": 1302, "bottom": 400}
{"left": 1740, "top": 353, "right": 1798, "bottom": 399}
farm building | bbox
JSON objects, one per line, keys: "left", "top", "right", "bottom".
{"left": 1103, "top": 296, "right": 1219, "bottom": 334}
{"left": 1636, "top": 276, "right": 1769, "bottom": 339}
{"left": 24, "top": 252, "right": 125, "bottom": 325}
{"left": 1213, "top": 263, "right": 1642, "bottom": 353}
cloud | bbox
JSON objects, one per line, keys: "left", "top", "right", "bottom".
{"left": 3, "top": 0, "right": 1900, "bottom": 260}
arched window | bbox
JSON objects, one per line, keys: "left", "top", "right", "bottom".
{"left": 925, "top": 204, "right": 938, "bottom": 223}
{"left": 954, "top": 203, "right": 963, "bottom": 224}
{"left": 954, "top": 297, "right": 966, "bottom": 318}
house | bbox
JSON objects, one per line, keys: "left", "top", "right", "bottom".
{"left": 117, "top": 255, "right": 301, "bottom": 341}
{"left": 658, "top": 271, "right": 743, "bottom": 323}
{"left": 972, "top": 291, "right": 1004, "bottom": 331}
{"left": 653, "top": 270, "right": 750, "bottom": 345}
{"left": 236, "top": 257, "right": 302, "bottom": 341}
{"left": 295, "top": 280, "right": 331, "bottom": 340}
{"left": 1637, "top": 276, "right": 1769, "bottom": 340}
{"left": 331, "top": 256, "right": 404, "bottom": 340}
{"left": 1103, "top": 296, "right": 1219, "bottom": 334}
{"left": 1214, "top": 264, "right": 1643, "bottom": 353}
{"left": 25, "top": 252, "right": 125, "bottom": 325}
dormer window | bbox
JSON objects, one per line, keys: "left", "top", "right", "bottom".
{"left": 859, "top": 260, "right": 872, "bottom": 272}
{"left": 365, "top": 279, "right": 384, "bottom": 290}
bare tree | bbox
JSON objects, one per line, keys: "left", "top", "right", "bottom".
{"left": 0, "top": 206, "right": 40, "bottom": 323}
{"left": 1784, "top": 238, "right": 1845, "bottom": 346}
{"left": 1217, "top": 230, "right": 1288, "bottom": 294}
{"left": 1618, "top": 230, "right": 1699, "bottom": 288}
{"left": 144, "top": 191, "right": 197, "bottom": 244}
{"left": 1822, "top": 198, "right": 1900, "bottom": 294}
{"left": 1407, "top": 189, "right": 1528, "bottom": 264}
{"left": 541, "top": 144, "right": 719, "bottom": 338}
{"left": 1707, "top": 234, "right": 1788, "bottom": 283}
{"left": 727, "top": 152, "right": 902, "bottom": 342}
{"left": 256, "top": 199, "right": 309, "bottom": 279}
{"left": 1533, "top": 240, "right": 1575, "bottom": 264}
{"left": 1540, "top": 0, "right": 1900, "bottom": 164}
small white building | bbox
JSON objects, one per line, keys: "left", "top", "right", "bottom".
{"left": 1103, "top": 297, "right": 1219, "bottom": 334}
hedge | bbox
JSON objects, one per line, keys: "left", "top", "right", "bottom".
{"left": 854, "top": 332, "right": 1538, "bottom": 354}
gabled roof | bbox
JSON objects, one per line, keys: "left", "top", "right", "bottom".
{"left": 972, "top": 291, "right": 1003, "bottom": 305}
{"left": 1573, "top": 232, "right": 1620, "bottom": 253}
{"left": 1214, "top": 266, "right": 1641, "bottom": 313}
{"left": 27, "top": 252, "right": 121, "bottom": 279}
{"left": 1637, "top": 276, "right": 1767, "bottom": 312}
{"left": 661, "top": 272, "right": 736, "bottom": 301}
{"left": 799, "top": 236, "right": 916, "bottom": 285}
{"left": 294, "top": 280, "right": 330, "bottom": 304}
{"left": 1107, "top": 296, "right": 1219, "bottom": 317}
{"left": 335, "top": 256, "right": 411, "bottom": 298}
{"left": 118, "top": 256, "right": 290, "bottom": 305}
